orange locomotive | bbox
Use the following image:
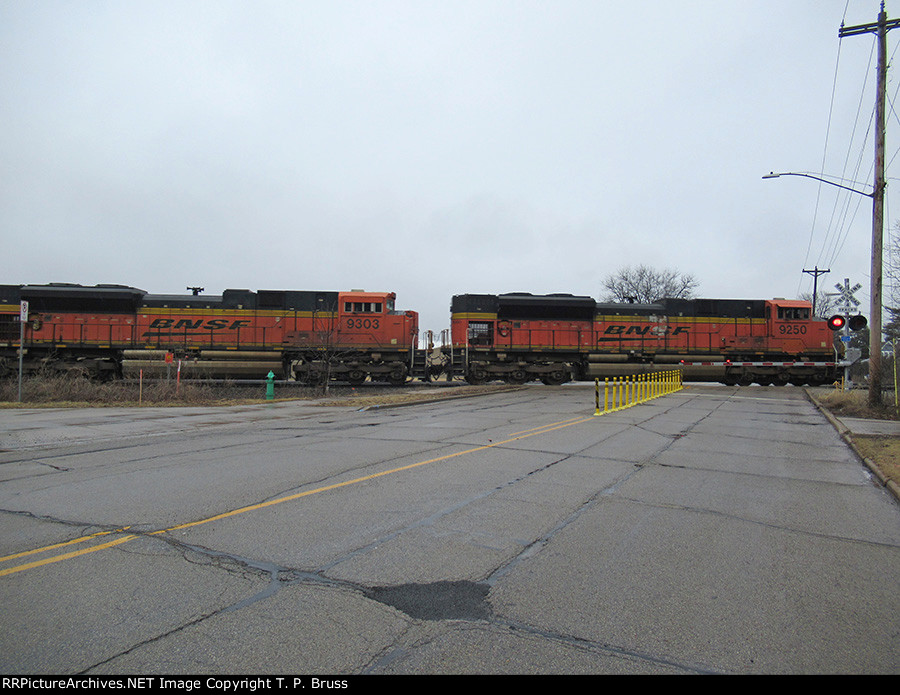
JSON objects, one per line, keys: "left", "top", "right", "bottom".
{"left": 0, "top": 284, "right": 419, "bottom": 384}
{"left": 450, "top": 293, "right": 842, "bottom": 386}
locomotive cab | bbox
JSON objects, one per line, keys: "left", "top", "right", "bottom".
{"left": 766, "top": 299, "right": 830, "bottom": 357}
{"left": 337, "top": 291, "right": 417, "bottom": 347}
{"left": 340, "top": 291, "right": 391, "bottom": 318}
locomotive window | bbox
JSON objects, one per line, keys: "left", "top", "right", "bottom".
{"left": 468, "top": 321, "right": 493, "bottom": 345}
{"left": 777, "top": 307, "right": 809, "bottom": 320}
{"left": 344, "top": 302, "right": 382, "bottom": 313}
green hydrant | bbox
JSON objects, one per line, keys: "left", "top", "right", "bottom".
{"left": 266, "top": 371, "right": 275, "bottom": 400}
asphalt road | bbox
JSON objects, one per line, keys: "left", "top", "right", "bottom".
{"left": 1, "top": 384, "right": 898, "bottom": 674}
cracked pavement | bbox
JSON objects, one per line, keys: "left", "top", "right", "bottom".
{"left": 1, "top": 385, "right": 898, "bottom": 674}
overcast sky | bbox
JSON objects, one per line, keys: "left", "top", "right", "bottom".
{"left": 2, "top": 0, "right": 898, "bottom": 332}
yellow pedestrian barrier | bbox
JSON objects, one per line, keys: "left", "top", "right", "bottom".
{"left": 593, "top": 369, "right": 683, "bottom": 416}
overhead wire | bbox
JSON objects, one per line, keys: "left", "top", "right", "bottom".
{"left": 817, "top": 33, "right": 875, "bottom": 272}
{"left": 798, "top": 6, "right": 848, "bottom": 299}
{"left": 821, "top": 99, "right": 873, "bottom": 267}
{"left": 799, "top": 1, "right": 900, "bottom": 311}
{"left": 825, "top": 13, "right": 900, "bottom": 289}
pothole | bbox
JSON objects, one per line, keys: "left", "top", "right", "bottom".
{"left": 367, "top": 580, "right": 491, "bottom": 621}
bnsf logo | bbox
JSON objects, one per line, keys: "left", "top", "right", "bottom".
{"left": 148, "top": 318, "right": 252, "bottom": 330}
{"left": 601, "top": 325, "right": 689, "bottom": 335}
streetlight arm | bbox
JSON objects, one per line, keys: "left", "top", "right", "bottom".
{"left": 762, "top": 171, "right": 874, "bottom": 198}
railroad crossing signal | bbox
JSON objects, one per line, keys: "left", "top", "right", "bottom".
{"left": 833, "top": 279, "right": 861, "bottom": 313}
{"left": 826, "top": 278, "right": 866, "bottom": 332}
{"left": 847, "top": 314, "right": 867, "bottom": 331}
{"left": 828, "top": 314, "right": 867, "bottom": 331}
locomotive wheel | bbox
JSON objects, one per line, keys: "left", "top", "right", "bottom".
{"left": 540, "top": 369, "right": 568, "bottom": 386}
{"left": 346, "top": 369, "right": 366, "bottom": 385}
{"left": 506, "top": 369, "right": 529, "bottom": 385}
{"left": 387, "top": 366, "right": 408, "bottom": 386}
{"left": 465, "top": 367, "right": 487, "bottom": 385}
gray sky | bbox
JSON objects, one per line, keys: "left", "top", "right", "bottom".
{"left": 2, "top": 0, "right": 896, "bottom": 332}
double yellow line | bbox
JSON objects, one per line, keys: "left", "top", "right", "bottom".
{"left": 0, "top": 528, "right": 137, "bottom": 577}
{"left": 0, "top": 414, "right": 596, "bottom": 577}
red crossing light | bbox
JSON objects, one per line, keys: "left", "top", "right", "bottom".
{"left": 827, "top": 315, "right": 846, "bottom": 330}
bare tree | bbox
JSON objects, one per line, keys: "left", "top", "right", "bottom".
{"left": 799, "top": 291, "right": 839, "bottom": 320}
{"left": 601, "top": 265, "right": 698, "bottom": 304}
{"left": 886, "top": 222, "right": 900, "bottom": 346}
{"left": 889, "top": 221, "right": 900, "bottom": 308}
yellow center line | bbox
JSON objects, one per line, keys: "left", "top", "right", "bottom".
{"left": 1, "top": 412, "right": 598, "bottom": 577}
{"left": 0, "top": 527, "right": 131, "bottom": 564}
{"left": 0, "top": 535, "right": 137, "bottom": 577}
{"left": 509, "top": 416, "right": 590, "bottom": 437}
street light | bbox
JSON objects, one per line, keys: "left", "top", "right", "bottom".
{"left": 764, "top": 169, "right": 884, "bottom": 406}
{"left": 762, "top": 171, "right": 873, "bottom": 198}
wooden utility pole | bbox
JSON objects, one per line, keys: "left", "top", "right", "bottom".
{"left": 839, "top": 2, "right": 900, "bottom": 407}
{"left": 802, "top": 266, "right": 830, "bottom": 316}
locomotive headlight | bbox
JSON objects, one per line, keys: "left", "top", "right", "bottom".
{"left": 827, "top": 315, "right": 846, "bottom": 330}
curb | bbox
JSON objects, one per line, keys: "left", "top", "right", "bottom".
{"left": 805, "top": 390, "right": 900, "bottom": 502}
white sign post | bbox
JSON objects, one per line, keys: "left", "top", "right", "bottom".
{"left": 18, "top": 301, "right": 28, "bottom": 402}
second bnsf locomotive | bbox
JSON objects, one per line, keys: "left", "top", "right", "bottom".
{"left": 449, "top": 293, "right": 843, "bottom": 386}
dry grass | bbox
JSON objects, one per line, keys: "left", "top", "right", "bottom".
{"left": 851, "top": 436, "right": 900, "bottom": 488}
{"left": 814, "top": 388, "right": 900, "bottom": 421}
{"left": 0, "top": 372, "right": 316, "bottom": 407}
{"left": 0, "top": 373, "right": 518, "bottom": 409}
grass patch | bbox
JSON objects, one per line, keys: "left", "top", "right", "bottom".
{"left": 0, "top": 373, "right": 518, "bottom": 409}
{"left": 813, "top": 388, "right": 899, "bottom": 421}
{"left": 851, "top": 435, "right": 900, "bottom": 488}
{"left": 1, "top": 372, "right": 316, "bottom": 407}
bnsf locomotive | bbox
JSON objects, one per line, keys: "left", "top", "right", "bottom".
{"left": 449, "top": 292, "right": 844, "bottom": 386}
{"left": 1, "top": 284, "right": 848, "bottom": 386}
{"left": 0, "top": 284, "right": 418, "bottom": 384}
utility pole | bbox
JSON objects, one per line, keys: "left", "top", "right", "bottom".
{"left": 839, "top": 2, "right": 900, "bottom": 407}
{"left": 802, "top": 266, "right": 830, "bottom": 316}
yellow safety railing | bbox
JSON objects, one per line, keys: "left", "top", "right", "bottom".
{"left": 593, "top": 370, "right": 684, "bottom": 416}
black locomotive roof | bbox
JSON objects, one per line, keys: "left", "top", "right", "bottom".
{"left": 595, "top": 301, "right": 663, "bottom": 316}
{"left": 0, "top": 284, "right": 22, "bottom": 305}
{"left": 497, "top": 293, "right": 596, "bottom": 321}
{"left": 452, "top": 293, "right": 772, "bottom": 321}
{"left": 142, "top": 289, "right": 340, "bottom": 311}
{"left": 660, "top": 298, "right": 766, "bottom": 319}
{"left": 3, "top": 283, "right": 342, "bottom": 313}
{"left": 451, "top": 293, "right": 596, "bottom": 321}
{"left": 19, "top": 284, "right": 147, "bottom": 313}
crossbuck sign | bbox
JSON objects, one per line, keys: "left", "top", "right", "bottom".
{"left": 833, "top": 278, "right": 861, "bottom": 315}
